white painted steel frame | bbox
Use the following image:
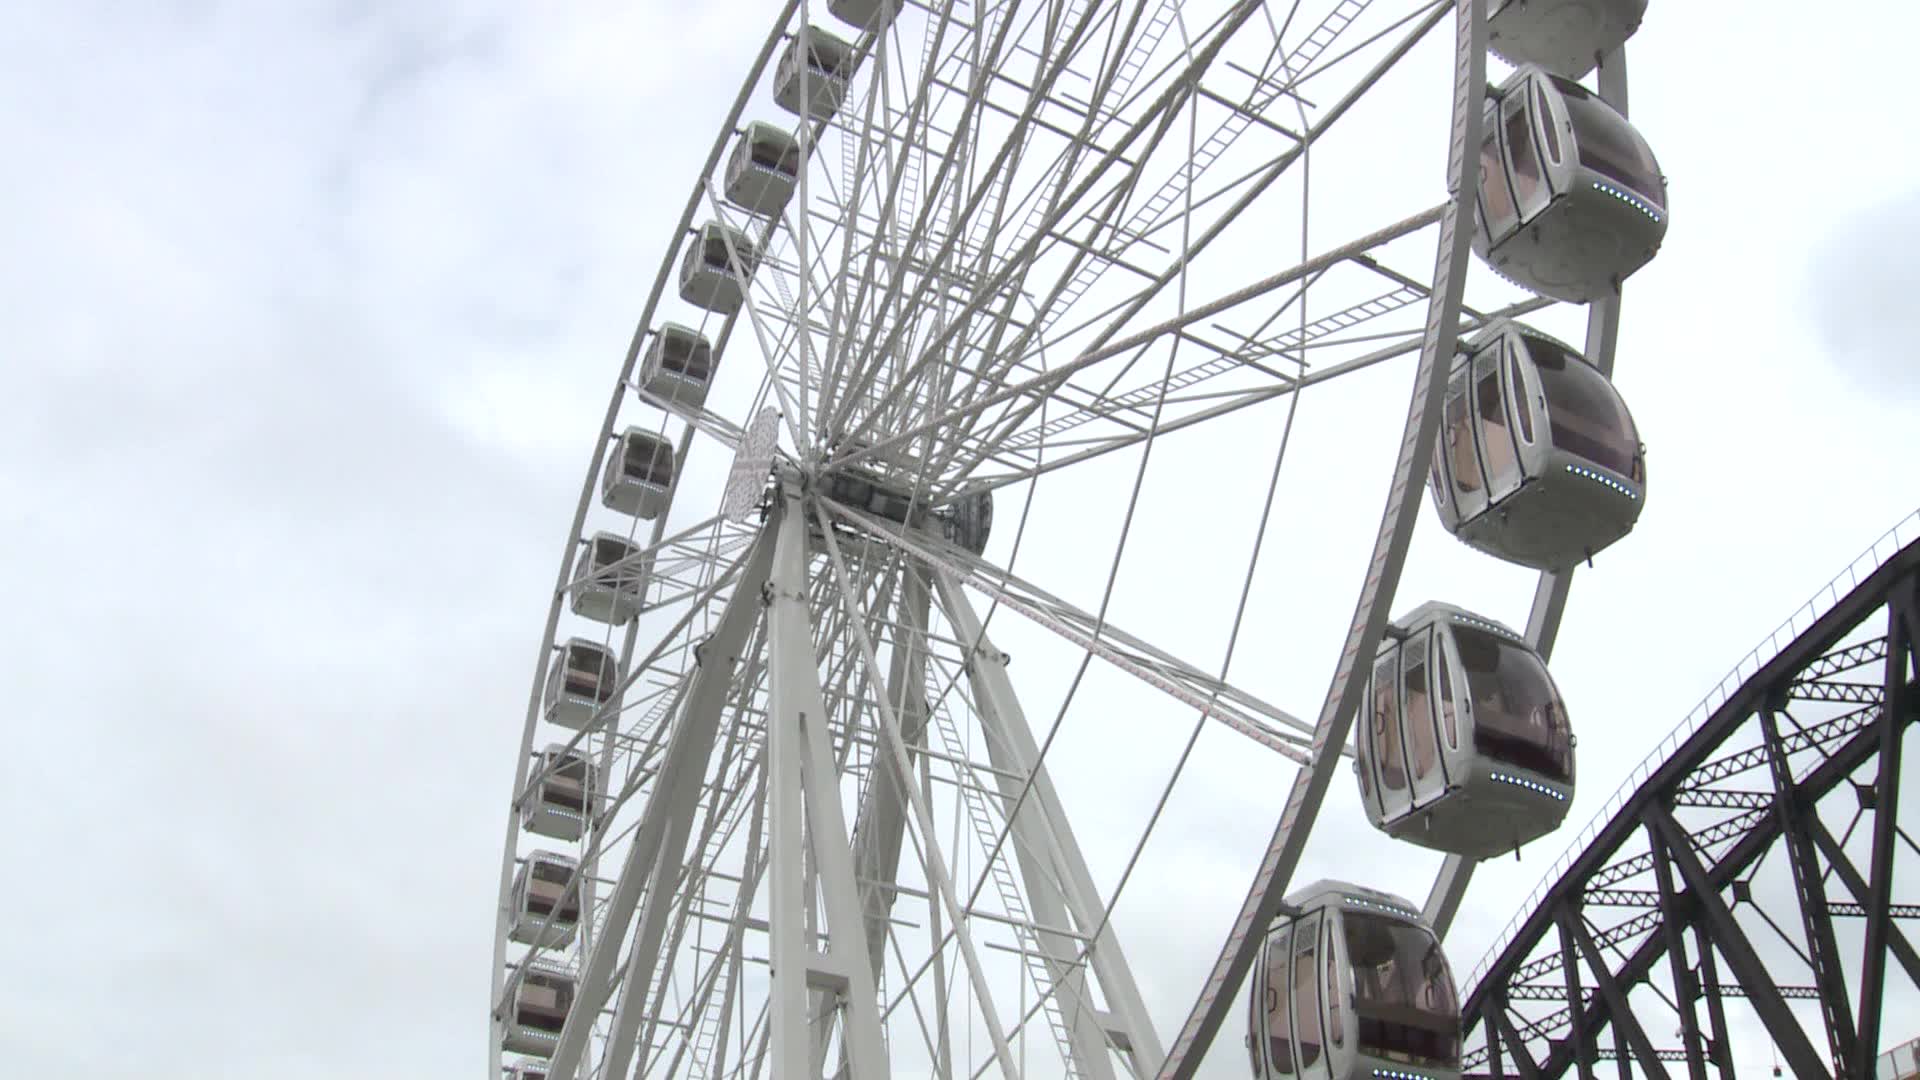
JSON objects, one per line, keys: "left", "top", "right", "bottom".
{"left": 491, "top": 2, "right": 1645, "bottom": 1077}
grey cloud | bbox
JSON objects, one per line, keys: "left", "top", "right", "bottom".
{"left": 1808, "top": 189, "right": 1920, "bottom": 398}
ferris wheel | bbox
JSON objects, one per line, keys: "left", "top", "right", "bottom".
{"left": 488, "top": 1, "right": 1668, "bottom": 1078}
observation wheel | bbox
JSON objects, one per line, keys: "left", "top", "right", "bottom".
{"left": 488, "top": 2, "right": 1670, "bottom": 1079}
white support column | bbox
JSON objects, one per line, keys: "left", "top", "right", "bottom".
{"left": 935, "top": 572, "right": 1166, "bottom": 1075}
{"left": 546, "top": 521, "right": 780, "bottom": 1080}
{"left": 852, "top": 565, "right": 934, "bottom": 972}
{"left": 767, "top": 491, "right": 891, "bottom": 1080}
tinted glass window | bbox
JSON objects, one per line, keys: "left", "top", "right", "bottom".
{"left": 659, "top": 332, "right": 713, "bottom": 381}
{"left": 1444, "top": 375, "right": 1482, "bottom": 497}
{"left": 1344, "top": 911, "right": 1461, "bottom": 1066}
{"left": 1292, "top": 913, "right": 1324, "bottom": 1069}
{"left": 1325, "top": 927, "right": 1345, "bottom": 1048}
{"left": 1436, "top": 635, "right": 1459, "bottom": 750}
{"left": 532, "top": 860, "right": 571, "bottom": 885}
{"left": 1266, "top": 926, "right": 1295, "bottom": 1075}
{"left": 1372, "top": 656, "right": 1406, "bottom": 793}
{"left": 1479, "top": 128, "right": 1519, "bottom": 238}
{"left": 1504, "top": 102, "right": 1546, "bottom": 211}
{"left": 1524, "top": 335, "right": 1637, "bottom": 477}
{"left": 1554, "top": 77, "right": 1664, "bottom": 203}
{"left": 594, "top": 538, "right": 632, "bottom": 568}
{"left": 703, "top": 231, "right": 754, "bottom": 271}
{"left": 1533, "top": 83, "right": 1562, "bottom": 165}
{"left": 1475, "top": 364, "right": 1519, "bottom": 486}
{"left": 1454, "top": 625, "right": 1572, "bottom": 783}
{"left": 750, "top": 135, "right": 793, "bottom": 173}
{"left": 625, "top": 436, "right": 672, "bottom": 484}
{"left": 1402, "top": 630, "right": 1438, "bottom": 783}
{"left": 1506, "top": 341, "right": 1535, "bottom": 444}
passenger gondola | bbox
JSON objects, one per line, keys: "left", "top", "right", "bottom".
{"left": 506, "top": 1062, "right": 550, "bottom": 1080}
{"left": 521, "top": 743, "right": 596, "bottom": 841}
{"left": 773, "top": 26, "right": 858, "bottom": 120}
{"left": 934, "top": 485, "right": 994, "bottom": 556}
{"left": 1354, "top": 603, "right": 1574, "bottom": 859}
{"left": 569, "top": 532, "right": 648, "bottom": 625}
{"left": 640, "top": 323, "right": 716, "bottom": 410}
{"left": 1488, "top": 0, "right": 1647, "bottom": 79}
{"left": 601, "top": 427, "right": 677, "bottom": 519}
{"left": 508, "top": 850, "right": 582, "bottom": 948}
{"left": 543, "top": 638, "right": 618, "bottom": 730}
{"left": 1474, "top": 65, "right": 1666, "bottom": 303}
{"left": 677, "top": 223, "right": 758, "bottom": 314}
{"left": 821, "top": 466, "right": 917, "bottom": 525}
{"left": 724, "top": 122, "right": 800, "bottom": 218}
{"left": 498, "top": 962, "right": 576, "bottom": 1058}
{"left": 1428, "top": 321, "right": 1644, "bottom": 570}
{"left": 1248, "top": 880, "right": 1461, "bottom": 1080}
{"left": 829, "top": 0, "right": 899, "bottom": 32}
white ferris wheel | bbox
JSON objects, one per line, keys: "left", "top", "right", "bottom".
{"left": 489, "top": 1, "right": 1668, "bottom": 1078}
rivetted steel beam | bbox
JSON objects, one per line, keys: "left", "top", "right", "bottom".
{"left": 1557, "top": 905, "right": 1669, "bottom": 1080}
{"left": 1757, "top": 707, "right": 1855, "bottom": 1066}
{"left": 1853, "top": 573, "right": 1917, "bottom": 1079}
{"left": 1647, "top": 806, "right": 1828, "bottom": 1079}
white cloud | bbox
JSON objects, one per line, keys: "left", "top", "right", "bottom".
{"left": 4, "top": 1, "right": 1916, "bottom": 1077}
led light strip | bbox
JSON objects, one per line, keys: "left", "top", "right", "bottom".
{"left": 1373, "top": 1069, "right": 1433, "bottom": 1080}
{"left": 1453, "top": 612, "right": 1522, "bottom": 641}
{"left": 1566, "top": 462, "right": 1637, "bottom": 498}
{"left": 1491, "top": 770, "right": 1568, "bottom": 801}
{"left": 1591, "top": 179, "right": 1663, "bottom": 223}
{"left": 1344, "top": 895, "right": 1422, "bottom": 920}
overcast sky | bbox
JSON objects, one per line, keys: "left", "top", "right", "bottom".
{"left": 4, "top": 2, "right": 1918, "bottom": 1078}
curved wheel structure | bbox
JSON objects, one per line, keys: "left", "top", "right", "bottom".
{"left": 487, "top": 1, "right": 1663, "bottom": 1077}
{"left": 1460, "top": 510, "right": 1920, "bottom": 1080}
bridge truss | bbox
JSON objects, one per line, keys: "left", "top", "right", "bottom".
{"left": 1460, "top": 513, "right": 1920, "bottom": 1079}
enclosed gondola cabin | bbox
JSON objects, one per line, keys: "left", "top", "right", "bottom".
{"left": 498, "top": 963, "right": 575, "bottom": 1058}
{"left": 1429, "top": 322, "right": 1644, "bottom": 570}
{"left": 509, "top": 850, "right": 581, "bottom": 948}
{"left": 677, "top": 223, "right": 758, "bottom": 314}
{"left": 1354, "top": 603, "right": 1574, "bottom": 860}
{"left": 506, "top": 1063, "right": 550, "bottom": 1080}
{"left": 569, "top": 532, "right": 648, "bottom": 625}
{"left": 601, "top": 427, "right": 677, "bottom": 519}
{"left": 543, "top": 638, "right": 619, "bottom": 730}
{"left": 640, "top": 323, "right": 716, "bottom": 409}
{"left": 936, "top": 485, "right": 994, "bottom": 556}
{"left": 1488, "top": 0, "right": 1647, "bottom": 79}
{"left": 1473, "top": 65, "right": 1666, "bottom": 303}
{"left": 829, "top": 0, "right": 899, "bottom": 32}
{"left": 521, "top": 743, "right": 596, "bottom": 841}
{"left": 773, "top": 26, "right": 858, "bottom": 120}
{"left": 1248, "top": 881, "right": 1461, "bottom": 1080}
{"left": 724, "top": 122, "right": 800, "bottom": 217}
{"left": 821, "top": 466, "right": 917, "bottom": 526}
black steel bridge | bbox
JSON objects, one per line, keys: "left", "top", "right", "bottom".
{"left": 1461, "top": 512, "right": 1920, "bottom": 1079}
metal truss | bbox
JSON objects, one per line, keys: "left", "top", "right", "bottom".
{"left": 1460, "top": 517, "right": 1920, "bottom": 1079}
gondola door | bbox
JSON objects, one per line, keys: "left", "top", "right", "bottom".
{"left": 1401, "top": 627, "right": 1448, "bottom": 809}
{"left": 1290, "top": 911, "right": 1330, "bottom": 1080}
{"left": 1368, "top": 651, "right": 1413, "bottom": 826}
{"left": 1261, "top": 922, "right": 1296, "bottom": 1077}
{"left": 1320, "top": 910, "right": 1350, "bottom": 1076}
{"left": 1472, "top": 346, "right": 1525, "bottom": 503}
{"left": 1501, "top": 86, "right": 1552, "bottom": 224}
{"left": 1442, "top": 364, "right": 1489, "bottom": 524}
